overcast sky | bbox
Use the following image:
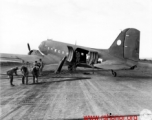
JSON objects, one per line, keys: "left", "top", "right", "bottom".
{"left": 0, "top": 0, "right": 152, "bottom": 59}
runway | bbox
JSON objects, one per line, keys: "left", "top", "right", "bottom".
{"left": 0, "top": 62, "right": 152, "bottom": 120}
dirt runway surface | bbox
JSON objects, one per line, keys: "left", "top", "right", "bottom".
{"left": 0, "top": 62, "right": 152, "bottom": 120}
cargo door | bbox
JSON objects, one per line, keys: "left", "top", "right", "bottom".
{"left": 67, "top": 46, "right": 74, "bottom": 62}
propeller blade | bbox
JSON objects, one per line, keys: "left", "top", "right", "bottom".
{"left": 27, "top": 43, "right": 31, "bottom": 51}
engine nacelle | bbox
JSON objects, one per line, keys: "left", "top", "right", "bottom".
{"left": 28, "top": 50, "right": 43, "bottom": 56}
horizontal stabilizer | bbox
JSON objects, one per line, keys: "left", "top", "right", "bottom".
{"left": 94, "top": 60, "right": 130, "bottom": 70}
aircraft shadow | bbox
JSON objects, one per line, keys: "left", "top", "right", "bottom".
{"left": 28, "top": 77, "right": 91, "bottom": 85}
{"left": 117, "top": 75, "right": 152, "bottom": 79}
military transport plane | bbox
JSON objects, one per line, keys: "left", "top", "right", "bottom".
{"left": 0, "top": 28, "right": 140, "bottom": 77}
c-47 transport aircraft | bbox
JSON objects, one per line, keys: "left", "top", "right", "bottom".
{"left": 0, "top": 28, "right": 140, "bottom": 77}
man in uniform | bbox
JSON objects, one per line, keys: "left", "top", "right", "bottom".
{"left": 20, "top": 62, "right": 29, "bottom": 85}
{"left": 34, "top": 61, "right": 40, "bottom": 67}
{"left": 32, "top": 61, "right": 40, "bottom": 84}
{"left": 76, "top": 51, "right": 80, "bottom": 64}
{"left": 39, "top": 59, "right": 44, "bottom": 76}
{"left": 6, "top": 67, "right": 18, "bottom": 86}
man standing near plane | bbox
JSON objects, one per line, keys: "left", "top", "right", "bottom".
{"left": 6, "top": 67, "right": 18, "bottom": 86}
{"left": 20, "top": 62, "right": 29, "bottom": 85}
{"left": 34, "top": 61, "right": 39, "bottom": 67}
{"left": 76, "top": 51, "right": 80, "bottom": 64}
{"left": 32, "top": 61, "right": 40, "bottom": 84}
{"left": 39, "top": 59, "right": 44, "bottom": 76}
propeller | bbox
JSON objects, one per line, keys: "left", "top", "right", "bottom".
{"left": 27, "top": 43, "right": 42, "bottom": 56}
{"left": 27, "top": 43, "right": 31, "bottom": 52}
{"left": 27, "top": 43, "right": 33, "bottom": 55}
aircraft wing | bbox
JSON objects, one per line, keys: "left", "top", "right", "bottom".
{"left": 0, "top": 53, "right": 64, "bottom": 72}
{"left": 94, "top": 60, "right": 130, "bottom": 70}
{"left": 0, "top": 53, "right": 44, "bottom": 63}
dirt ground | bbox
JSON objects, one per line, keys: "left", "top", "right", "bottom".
{"left": 0, "top": 62, "right": 152, "bottom": 120}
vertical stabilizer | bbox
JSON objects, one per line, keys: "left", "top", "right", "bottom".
{"left": 123, "top": 29, "right": 140, "bottom": 61}
{"left": 109, "top": 28, "right": 140, "bottom": 61}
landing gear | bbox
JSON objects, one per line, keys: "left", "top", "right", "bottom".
{"left": 111, "top": 70, "right": 117, "bottom": 77}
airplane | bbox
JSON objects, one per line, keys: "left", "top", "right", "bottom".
{"left": 0, "top": 28, "right": 140, "bottom": 77}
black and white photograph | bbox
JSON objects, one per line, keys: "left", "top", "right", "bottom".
{"left": 0, "top": 0, "right": 152, "bottom": 120}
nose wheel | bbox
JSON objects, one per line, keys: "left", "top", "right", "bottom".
{"left": 111, "top": 70, "right": 117, "bottom": 77}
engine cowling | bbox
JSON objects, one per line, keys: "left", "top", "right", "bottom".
{"left": 27, "top": 43, "right": 43, "bottom": 56}
{"left": 28, "top": 50, "right": 42, "bottom": 56}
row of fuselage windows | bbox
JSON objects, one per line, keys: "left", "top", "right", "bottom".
{"left": 45, "top": 45, "right": 68, "bottom": 55}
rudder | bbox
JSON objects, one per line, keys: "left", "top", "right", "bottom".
{"left": 124, "top": 28, "right": 140, "bottom": 61}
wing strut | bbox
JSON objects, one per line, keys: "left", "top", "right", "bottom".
{"left": 55, "top": 56, "right": 67, "bottom": 74}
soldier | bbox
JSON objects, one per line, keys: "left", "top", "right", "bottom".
{"left": 6, "top": 67, "right": 18, "bottom": 86}
{"left": 32, "top": 66, "right": 39, "bottom": 84}
{"left": 76, "top": 51, "right": 80, "bottom": 64}
{"left": 20, "top": 63, "right": 29, "bottom": 85}
{"left": 34, "top": 61, "right": 40, "bottom": 67}
{"left": 39, "top": 59, "right": 44, "bottom": 76}
{"left": 32, "top": 63, "right": 39, "bottom": 84}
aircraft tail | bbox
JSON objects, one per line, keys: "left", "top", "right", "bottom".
{"left": 109, "top": 28, "right": 140, "bottom": 62}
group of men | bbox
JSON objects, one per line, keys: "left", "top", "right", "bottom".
{"left": 6, "top": 59, "right": 44, "bottom": 86}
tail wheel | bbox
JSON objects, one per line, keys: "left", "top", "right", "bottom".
{"left": 111, "top": 70, "right": 117, "bottom": 77}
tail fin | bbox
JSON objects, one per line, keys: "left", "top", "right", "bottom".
{"left": 109, "top": 28, "right": 140, "bottom": 61}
